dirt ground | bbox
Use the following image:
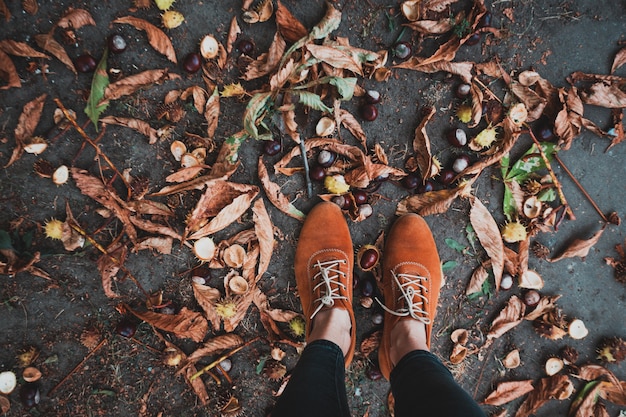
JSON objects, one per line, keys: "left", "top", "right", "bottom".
{"left": 1, "top": 0, "right": 625, "bottom": 416}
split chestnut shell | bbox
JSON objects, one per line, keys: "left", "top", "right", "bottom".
{"left": 357, "top": 245, "right": 380, "bottom": 271}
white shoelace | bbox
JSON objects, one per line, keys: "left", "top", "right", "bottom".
{"left": 377, "top": 271, "right": 431, "bottom": 325}
{"left": 310, "top": 259, "right": 348, "bottom": 319}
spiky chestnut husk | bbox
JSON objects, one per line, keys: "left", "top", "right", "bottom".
{"left": 597, "top": 337, "right": 626, "bottom": 363}
{"left": 472, "top": 126, "right": 498, "bottom": 149}
{"left": 44, "top": 218, "right": 64, "bottom": 240}
{"left": 161, "top": 10, "right": 184, "bottom": 29}
{"left": 16, "top": 347, "right": 39, "bottom": 367}
{"left": 502, "top": 221, "right": 527, "bottom": 243}
{"left": 215, "top": 297, "right": 238, "bottom": 320}
{"left": 219, "top": 395, "right": 243, "bottom": 417}
{"left": 288, "top": 316, "right": 306, "bottom": 338}
{"left": 523, "top": 179, "right": 543, "bottom": 195}
{"left": 263, "top": 359, "right": 287, "bottom": 380}
{"left": 357, "top": 245, "right": 380, "bottom": 271}
{"left": 559, "top": 346, "right": 579, "bottom": 365}
{"left": 456, "top": 104, "right": 472, "bottom": 123}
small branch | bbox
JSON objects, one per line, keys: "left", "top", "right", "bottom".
{"left": 49, "top": 338, "right": 107, "bottom": 395}
{"left": 553, "top": 153, "right": 609, "bottom": 223}
{"left": 190, "top": 337, "right": 260, "bottom": 381}
{"left": 299, "top": 139, "right": 313, "bottom": 198}
{"left": 526, "top": 128, "right": 576, "bottom": 220}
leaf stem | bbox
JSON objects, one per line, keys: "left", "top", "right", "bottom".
{"left": 299, "top": 139, "right": 313, "bottom": 197}
{"left": 190, "top": 337, "right": 260, "bottom": 381}
{"left": 48, "top": 338, "right": 107, "bottom": 395}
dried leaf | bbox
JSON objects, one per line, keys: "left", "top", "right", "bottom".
{"left": 337, "top": 108, "right": 367, "bottom": 149}
{"left": 412, "top": 105, "right": 435, "bottom": 182}
{"left": 470, "top": 197, "right": 504, "bottom": 289}
{"left": 56, "top": 8, "right": 95, "bottom": 29}
{"left": 252, "top": 199, "right": 275, "bottom": 281}
{"left": 22, "top": 0, "right": 37, "bottom": 14}
{"left": 187, "top": 334, "right": 244, "bottom": 363}
{"left": 102, "top": 69, "right": 180, "bottom": 103}
{"left": 483, "top": 380, "right": 534, "bottom": 406}
{"left": 395, "top": 59, "right": 474, "bottom": 84}
{"left": 275, "top": 1, "right": 307, "bottom": 43}
{"left": 226, "top": 17, "right": 241, "bottom": 54}
{"left": 306, "top": 44, "right": 363, "bottom": 75}
{"left": 599, "top": 380, "right": 626, "bottom": 406}
{"left": 242, "top": 32, "right": 286, "bottom": 81}
{"left": 129, "top": 217, "right": 182, "bottom": 241}
{"left": 100, "top": 116, "right": 158, "bottom": 144}
{"left": 0, "top": 0, "right": 11, "bottom": 21}
{"left": 548, "top": 226, "right": 605, "bottom": 262}
{"left": 466, "top": 264, "right": 489, "bottom": 295}
{"left": 611, "top": 46, "right": 626, "bottom": 73}
{"left": 0, "top": 49, "right": 20, "bottom": 89}
{"left": 449, "top": 343, "right": 468, "bottom": 364}
{"left": 191, "top": 279, "right": 221, "bottom": 330}
{"left": 405, "top": 19, "right": 453, "bottom": 34}
{"left": 5, "top": 94, "right": 46, "bottom": 167}
{"left": 133, "top": 236, "right": 173, "bottom": 254}
{"left": 113, "top": 16, "right": 177, "bottom": 63}
{"left": 0, "top": 40, "right": 49, "bottom": 58}
{"left": 258, "top": 158, "right": 305, "bottom": 221}
{"left": 487, "top": 295, "right": 526, "bottom": 340}
{"left": 34, "top": 33, "right": 76, "bottom": 74}
{"left": 577, "top": 364, "right": 622, "bottom": 388}
{"left": 127, "top": 306, "right": 208, "bottom": 342}
{"left": 204, "top": 85, "right": 220, "bottom": 139}
{"left": 96, "top": 242, "right": 125, "bottom": 298}
{"left": 515, "top": 375, "right": 574, "bottom": 417}
{"left": 396, "top": 177, "right": 475, "bottom": 216}
{"left": 360, "top": 330, "right": 382, "bottom": 356}
{"left": 524, "top": 295, "right": 561, "bottom": 321}
{"left": 252, "top": 288, "right": 300, "bottom": 341}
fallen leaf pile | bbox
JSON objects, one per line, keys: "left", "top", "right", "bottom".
{"left": 0, "top": 0, "right": 624, "bottom": 415}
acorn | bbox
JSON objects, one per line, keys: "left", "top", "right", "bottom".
{"left": 357, "top": 245, "right": 380, "bottom": 271}
{"left": 108, "top": 34, "right": 127, "bottom": 54}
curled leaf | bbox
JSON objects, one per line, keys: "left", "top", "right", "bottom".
{"left": 113, "top": 16, "right": 177, "bottom": 63}
{"left": 127, "top": 305, "right": 208, "bottom": 342}
{"left": 34, "top": 33, "right": 76, "bottom": 74}
{"left": 483, "top": 380, "right": 534, "bottom": 406}
{"left": 56, "top": 8, "right": 95, "bottom": 29}
{"left": 470, "top": 197, "right": 504, "bottom": 289}
{"left": 548, "top": 226, "right": 606, "bottom": 262}
{"left": 487, "top": 295, "right": 526, "bottom": 340}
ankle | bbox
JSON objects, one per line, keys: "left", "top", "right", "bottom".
{"left": 308, "top": 309, "right": 352, "bottom": 356}
{"left": 389, "top": 320, "right": 429, "bottom": 365}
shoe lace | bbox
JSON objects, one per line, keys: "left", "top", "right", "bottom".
{"left": 376, "top": 271, "right": 431, "bottom": 325}
{"left": 310, "top": 259, "right": 348, "bottom": 319}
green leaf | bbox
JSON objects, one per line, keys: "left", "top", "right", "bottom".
{"left": 467, "top": 277, "right": 494, "bottom": 300}
{"left": 243, "top": 92, "right": 272, "bottom": 139}
{"left": 292, "top": 91, "right": 332, "bottom": 113}
{"left": 441, "top": 260, "right": 458, "bottom": 272}
{"left": 329, "top": 77, "right": 356, "bottom": 101}
{"left": 504, "top": 142, "right": 556, "bottom": 182}
{"left": 537, "top": 187, "right": 557, "bottom": 202}
{"left": 465, "top": 224, "right": 476, "bottom": 252}
{"left": 445, "top": 238, "right": 466, "bottom": 253}
{"left": 224, "top": 130, "right": 249, "bottom": 164}
{"left": 84, "top": 48, "right": 110, "bottom": 130}
{"left": 502, "top": 182, "right": 517, "bottom": 221}
{"left": 500, "top": 153, "right": 510, "bottom": 178}
{"left": 0, "top": 230, "right": 13, "bottom": 250}
{"left": 256, "top": 356, "right": 268, "bottom": 375}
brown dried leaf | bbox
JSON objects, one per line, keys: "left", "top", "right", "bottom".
{"left": 34, "top": 33, "right": 76, "bottom": 74}
{"left": 100, "top": 116, "right": 158, "bottom": 144}
{"left": 599, "top": 380, "right": 626, "bottom": 406}
{"left": 226, "top": 17, "right": 241, "bottom": 54}
{"left": 181, "top": 85, "right": 207, "bottom": 114}
{"left": 470, "top": 197, "right": 504, "bottom": 289}
{"left": 0, "top": 40, "right": 49, "bottom": 58}
{"left": 252, "top": 288, "right": 300, "bottom": 341}
{"left": 186, "top": 182, "right": 259, "bottom": 239}
{"left": 449, "top": 343, "right": 468, "bottom": 364}
{"left": 483, "top": 380, "right": 534, "bottom": 406}
{"left": 102, "top": 69, "right": 180, "bottom": 103}
{"left": 113, "top": 16, "right": 177, "bottom": 63}
{"left": 127, "top": 306, "right": 208, "bottom": 342}
{"left": 515, "top": 375, "right": 573, "bottom": 417}
{"left": 0, "top": 49, "right": 19, "bottom": 90}
{"left": 396, "top": 176, "right": 475, "bottom": 216}
{"left": 487, "top": 295, "right": 526, "bottom": 340}
{"left": 404, "top": 19, "right": 453, "bottom": 34}
{"left": 336, "top": 108, "right": 367, "bottom": 149}
{"left": 360, "top": 330, "right": 382, "bottom": 356}
{"left": 0, "top": 0, "right": 11, "bottom": 21}
{"left": 524, "top": 295, "right": 561, "bottom": 321}
{"left": 577, "top": 364, "right": 622, "bottom": 388}
{"left": 306, "top": 43, "right": 363, "bottom": 75}
{"left": 258, "top": 158, "right": 305, "bottom": 221}
{"left": 611, "top": 46, "right": 626, "bottom": 73}
{"left": 252, "top": 199, "right": 275, "bottom": 281}
{"left": 129, "top": 217, "right": 182, "bottom": 241}
{"left": 71, "top": 168, "right": 138, "bottom": 242}
{"left": 412, "top": 105, "right": 435, "bottom": 181}
{"left": 582, "top": 81, "right": 626, "bottom": 108}
{"left": 56, "top": 8, "right": 95, "bottom": 29}
{"left": 466, "top": 264, "right": 489, "bottom": 295}
{"left": 21, "top": 0, "right": 37, "bottom": 14}
{"left": 187, "top": 334, "right": 244, "bottom": 363}
{"left": 276, "top": 0, "right": 307, "bottom": 43}
{"left": 5, "top": 93, "right": 46, "bottom": 167}
{"left": 133, "top": 236, "right": 173, "bottom": 254}
{"left": 204, "top": 85, "right": 220, "bottom": 139}
{"left": 191, "top": 279, "right": 221, "bottom": 330}
{"left": 242, "top": 32, "right": 286, "bottom": 81}
{"left": 165, "top": 166, "right": 205, "bottom": 183}
{"left": 395, "top": 59, "right": 474, "bottom": 84}
{"left": 548, "top": 226, "right": 605, "bottom": 262}
{"left": 96, "top": 242, "right": 125, "bottom": 298}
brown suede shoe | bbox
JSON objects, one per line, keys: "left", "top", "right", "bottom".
{"left": 378, "top": 214, "right": 442, "bottom": 380}
{"left": 294, "top": 202, "right": 356, "bottom": 367}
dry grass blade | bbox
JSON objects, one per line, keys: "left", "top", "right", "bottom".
{"left": 483, "top": 380, "right": 534, "bottom": 406}
{"left": 34, "top": 33, "right": 76, "bottom": 74}
{"left": 113, "top": 16, "right": 177, "bottom": 63}
{"left": 55, "top": 8, "right": 95, "bottom": 29}
{"left": 127, "top": 305, "right": 208, "bottom": 342}
{"left": 470, "top": 197, "right": 504, "bottom": 289}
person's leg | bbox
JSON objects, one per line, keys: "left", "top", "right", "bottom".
{"left": 378, "top": 214, "right": 486, "bottom": 417}
{"left": 272, "top": 202, "right": 355, "bottom": 417}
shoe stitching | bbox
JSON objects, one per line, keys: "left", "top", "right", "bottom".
{"left": 376, "top": 262, "right": 432, "bottom": 324}
{"left": 307, "top": 249, "right": 349, "bottom": 319}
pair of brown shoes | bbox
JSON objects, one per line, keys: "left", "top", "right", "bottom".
{"left": 294, "top": 202, "right": 443, "bottom": 379}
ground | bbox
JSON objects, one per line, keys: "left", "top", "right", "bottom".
{"left": 0, "top": 0, "right": 625, "bottom": 416}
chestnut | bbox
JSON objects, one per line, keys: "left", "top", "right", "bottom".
{"left": 447, "top": 128, "right": 467, "bottom": 147}
{"left": 360, "top": 277, "right": 374, "bottom": 297}
{"left": 417, "top": 180, "right": 434, "bottom": 194}
{"left": 317, "top": 150, "right": 336, "bottom": 167}
{"left": 401, "top": 173, "right": 420, "bottom": 190}
{"left": 115, "top": 317, "right": 137, "bottom": 338}
{"left": 366, "top": 365, "right": 383, "bottom": 381}
{"left": 393, "top": 42, "right": 412, "bottom": 60}
{"left": 357, "top": 245, "right": 380, "bottom": 271}
{"left": 263, "top": 139, "right": 282, "bottom": 156}
{"left": 108, "top": 34, "right": 127, "bottom": 54}
{"left": 237, "top": 39, "right": 255, "bottom": 55}
{"left": 524, "top": 290, "right": 541, "bottom": 307}
{"left": 183, "top": 52, "right": 202, "bottom": 74}
{"left": 365, "top": 90, "right": 381, "bottom": 104}
{"left": 452, "top": 155, "right": 471, "bottom": 173}
{"left": 309, "top": 165, "right": 326, "bottom": 182}
{"left": 20, "top": 382, "right": 40, "bottom": 408}
{"left": 352, "top": 189, "right": 368, "bottom": 206}
{"left": 478, "top": 11, "right": 492, "bottom": 28}
{"left": 332, "top": 195, "right": 349, "bottom": 210}
{"left": 74, "top": 53, "right": 97, "bottom": 73}
{"left": 440, "top": 169, "right": 456, "bottom": 186}
{"left": 500, "top": 273, "right": 514, "bottom": 290}
{"left": 359, "top": 104, "right": 378, "bottom": 121}
{"left": 465, "top": 33, "right": 481, "bottom": 46}
{"left": 455, "top": 83, "right": 471, "bottom": 99}
{"left": 372, "top": 312, "right": 383, "bottom": 325}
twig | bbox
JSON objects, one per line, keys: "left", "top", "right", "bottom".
{"left": 553, "top": 153, "right": 609, "bottom": 223}
{"left": 49, "top": 338, "right": 107, "bottom": 395}
{"left": 473, "top": 342, "right": 495, "bottom": 399}
{"left": 299, "top": 139, "right": 313, "bottom": 198}
{"left": 53, "top": 98, "right": 132, "bottom": 199}
{"left": 190, "top": 337, "right": 260, "bottom": 381}
{"left": 526, "top": 128, "right": 576, "bottom": 220}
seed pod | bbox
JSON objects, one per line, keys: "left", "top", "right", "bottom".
{"left": 545, "top": 357, "right": 564, "bottom": 376}
{"left": 228, "top": 275, "right": 249, "bottom": 295}
{"left": 200, "top": 35, "right": 219, "bottom": 59}
{"left": 519, "top": 270, "right": 544, "bottom": 289}
{"left": 223, "top": 244, "right": 246, "bottom": 268}
{"left": 568, "top": 319, "right": 588, "bottom": 339}
{"left": 22, "top": 367, "right": 42, "bottom": 383}
{"left": 0, "top": 371, "right": 16, "bottom": 395}
{"left": 162, "top": 347, "right": 183, "bottom": 366}
{"left": 357, "top": 245, "right": 380, "bottom": 271}
{"left": 170, "top": 140, "right": 187, "bottom": 161}
{"left": 315, "top": 117, "right": 335, "bottom": 136}
{"left": 52, "top": 165, "right": 69, "bottom": 185}
{"left": 503, "top": 349, "right": 521, "bottom": 369}
{"left": 24, "top": 136, "right": 48, "bottom": 154}
{"left": 194, "top": 237, "right": 216, "bottom": 262}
